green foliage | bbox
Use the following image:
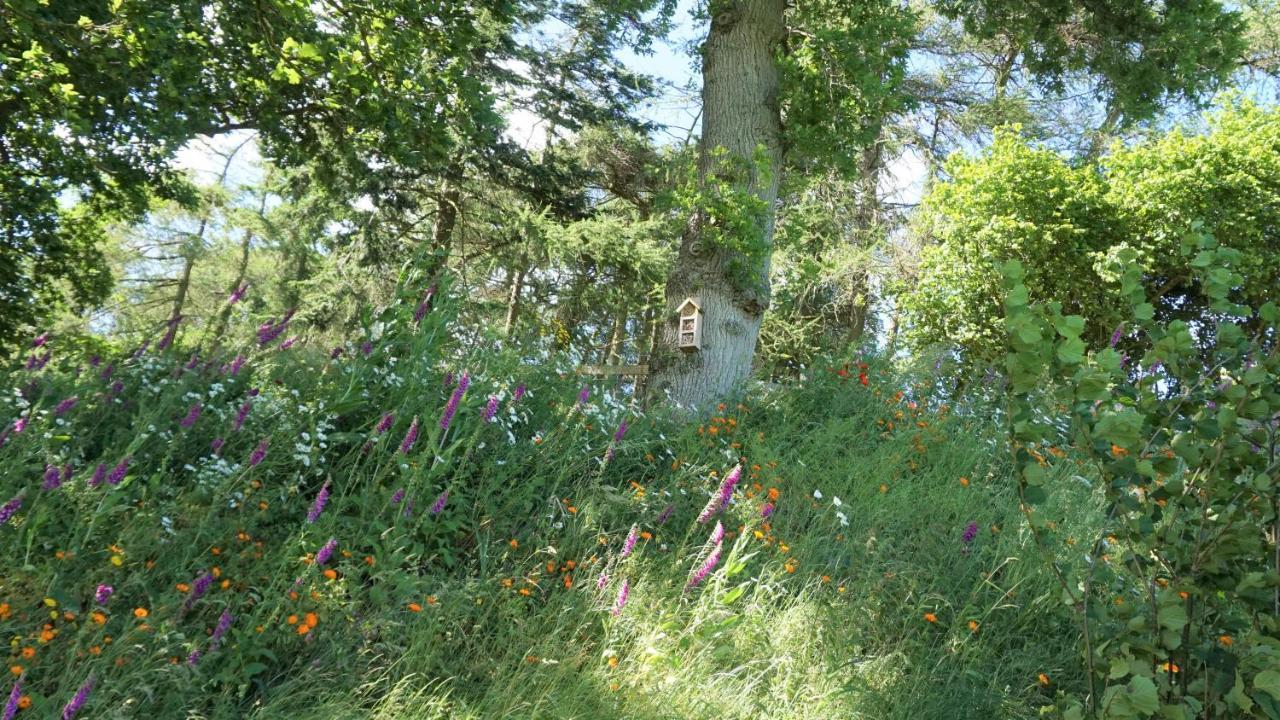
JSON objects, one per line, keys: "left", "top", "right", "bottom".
{"left": 903, "top": 101, "right": 1280, "bottom": 361}
{"left": 1000, "top": 234, "right": 1280, "bottom": 718}
{"left": 933, "top": 0, "right": 1246, "bottom": 122}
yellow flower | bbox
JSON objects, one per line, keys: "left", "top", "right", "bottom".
{"left": 110, "top": 555, "right": 123, "bottom": 566}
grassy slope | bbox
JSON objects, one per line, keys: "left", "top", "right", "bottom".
{"left": 0, "top": 304, "right": 1099, "bottom": 719}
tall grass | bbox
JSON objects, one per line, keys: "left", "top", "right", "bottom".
{"left": 0, "top": 284, "right": 1100, "bottom": 718}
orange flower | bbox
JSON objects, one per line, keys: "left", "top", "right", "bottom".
{"left": 968, "top": 620, "right": 979, "bottom": 632}
{"left": 509, "top": 539, "right": 519, "bottom": 549}
{"left": 1219, "top": 635, "right": 1233, "bottom": 647}
{"left": 1160, "top": 662, "right": 1180, "bottom": 673}
{"left": 176, "top": 583, "right": 191, "bottom": 593}
{"left": 286, "top": 614, "right": 299, "bottom": 625}
{"left": 426, "top": 596, "right": 437, "bottom": 605}
{"left": 607, "top": 656, "right": 619, "bottom": 668}
{"left": 639, "top": 531, "right": 652, "bottom": 541}
{"left": 20, "top": 647, "right": 34, "bottom": 659}
{"left": 1038, "top": 673, "right": 1051, "bottom": 686}
{"left": 91, "top": 611, "right": 106, "bottom": 625}
{"left": 408, "top": 602, "right": 422, "bottom": 613}
{"left": 1179, "top": 591, "right": 1189, "bottom": 600}
{"left": 767, "top": 487, "right": 779, "bottom": 501}
{"left": 323, "top": 569, "right": 337, "bottom": 580}
{"left": 89, "top": 645, "right": 102, "bottom": 656}
{"left": 133, "top": 607, "right": 148, "bottom": 619}
{"left": 364, "top": 556, "right": 375, "bottom": 566}
{"left": 9, "top": 666, "right": 22, "bottom": 676}
{"left": 923, "top": 613, "right": 938, "bottom": 623}
{"left": 563, "top": 574, "right": 573, "bottom": 589}
{"left": 304, "top": 612, "right": 318, "bottom": 627}
{"left": 296, "top": 624, "right": 310, "bottom": 635}
{"left": 258, "top": 501, "right": 269, "bottom": 511}
{"left": 518, "top": 588, "right": 531, "bottom": 596}
{"left": 220, "top": 579, "right": 231, "bottom": 589}
{"left": 959, "top": 477, "right": 969, "bottom": 487}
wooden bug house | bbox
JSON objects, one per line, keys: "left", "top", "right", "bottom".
{"left": 677, "top": 298, "right": 702, "bottom": 352}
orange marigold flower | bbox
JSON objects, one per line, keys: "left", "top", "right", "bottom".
{"left": 426, "top": 596, "right": 437, "bottom": 605}
{"left": 639, "top": 531, "right": 652, "bottom": 541}
{"left": 408, "top": 602, "right": 423, "bottom": 613}
{"left": 563, "top": 575, "right": 573, "bottom": 589}
{"left": 286, "top": 615, "right": 299, "bottom": 625}
{"left": 176, "top": 583, "right": 191, "bottom": 593}
{"left": 968, "top": 620, "right": 979, "bottom": 632}
{"left": 20, "top": 647, "right": 34, "bottom": 659}
{"left": 323, "top": 569, "right": 337, "bottom": 580}
{"left": 9, "top": 666, "right": 22, "bottom": 676}
{"left": 608, "top": 656, "right": 619, "bottom": 668}
{"left": 518, "top": 588, "right": 531, "bottom": 596}
{"left": 296, "top": 624, "right": 310, "bottom": 635}
{"left": 959, "top": 477, "right": 969, "bottom": 487}
{"left": 509, "top": 539, "right": 519, "bottom": 549}
{"left": 133, "top": 608, "right": 148, "bottom": 619}
{"left": 88, "top": 645, "right": 101, "bottom": 656}
{"left": 91, "top": 611, "right": 106, "bottom": 625}
{"left": 1038, "top": 673, "right": 1050, "bottom": 686}
{"left": 17, "top": 696, "right": 31, "bottom": 710}
{"left": 304, "top": 612, "right": 318, "bottom": 627}
{"left": 364, "top": 556, "right": 375, "bottom": 566}
{"left": 1219, "top": 635, "right": 1233, "bottom": 647}
{"left": 923, "top": 613, "right": 938, "bottom": 623}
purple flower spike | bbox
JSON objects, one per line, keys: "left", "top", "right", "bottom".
{"left": 233, "top": 401, "right": 251, "bottom": 432}
{"left": 110, "top": 456, "right": 133, "bottom": 484}
{"left": 597, "top": 572, "right": 609, "bottom": 591}
{"left": 376, "top": 413, "right": 394, "bottom": 434}
{"left": 577, "top": 385, "right": 590, "bottom": 405}
{"left": 1109, "top": 323, "right": 1124, "bottom": 348}
{"left": 4, "top": 677, "right": 21, "bottom": 720}
{"left": 483, "top": 395, "right": 499, "bottom": 422}
{"left": 656, "top": 504, "right": 675, "bottom": 525}
{"left": 89, "top": 463, "right": 107, "bottom": 488}
{"left": 61, "top": 675, "right": 94, "bottom": 719}
{"left": 513, "top": 384, "right": 526, "bottom": 403}
{"left": 413, "top": 285, "right": 436, "bottom": 324}
{"left": 686, "top": 544, "right": 722, "bottom": 591}
{"left": 399, "top": 416, "right": 420, "bottom": 454}
{"left": 0, "top": 494, "right": 21, "bottom": 525}
{"left": 210, "top": 438, "right": 225, "bottom": 455}
{"left": 229, "top": 355, "right": 246, "bottom": 376}
{"left": 429, "top": 490, "right": 448, "bottom": 514}
{"left": 620, "top": 524, "right": 639, "bottom": 559}
{"left": 307, "top": 481, "right": 331, "bottom": 523}
{"left": 391, "top": 488, "right": 406, "bottom": 505}
{"left": 761, "top": 503, "right": 775, "bottom": 519}
{"left": 613, "top": 419, "right": 628, "bottom": 443}
{"left": 42, "top": 464, "right": 63, "bottom": 491}
{"left": 709, "top": 520, "right": 725, "bottom": 547}
{"left": 612, "top": 579, "right": 630, "bottom": 616}
{"left": 249, "top": 439, "right": 269, "bottom": 467}
{"left": 94, "top": 584, "right": 113, "bottom": 605}
{"left": 315, "top": 538, "right": 338, "bottom": 566}
{"left": 229, "top": 284, "right": 248, "bottom": 304}
{"left": 32, "top": 333, "right": 49, "bottom": 348}
{"left": 54, "top": 396, "right": 79, "bottom": 416}
{"left": 962, "top": 521, "right": 978, "bottom": 545}
{"left": 184, "top": 572, "right": 213, "bottom": 610}
{"left": 12, "top": 418, "right": 26, "bottom": 434}
{"left": 439, "top": 373, "right": 470, "bottom": 432}
{"left": 180, "top": 403, "right": 202, "bottom": 429}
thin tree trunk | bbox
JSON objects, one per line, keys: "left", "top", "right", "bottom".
{"left": 648, "top": 0, "right": 786, "bottom": 409}
{"left": 503, "top": 259, "right": 527, "bottom": 337}
{"left": 424, "top": 168, "right": 462, "bottom": 280}
{"left": 205, "top": 226, "right": 253, "bottom": 350}
{"left": 605, "top": 306, "right": 627, "bottom": 364}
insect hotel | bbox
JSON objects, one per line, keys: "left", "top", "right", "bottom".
{"left": 677, "top": 298, "right": 702, "bottom": 352}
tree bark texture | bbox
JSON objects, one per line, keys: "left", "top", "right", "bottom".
{"left": 648, "top": 0, "right": 786, "bottom": 409}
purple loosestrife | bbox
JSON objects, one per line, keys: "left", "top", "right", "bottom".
{"left": 361, "top": 341, "right": 374, "bottom": 356}
{"left": 32, "top": 333, "right": 48, "bottom": 348}
{"left": 315, "top": 538, "right": 338, "bottom": 566}
{"left": 413, "top": 286, "right": 436, "bottom": 324}
{"left": 656, "top": 504, "right": 675, "bottom": 525}
{"left": 3, "top": 678, "right": 19, "bottom": 720}
{"left": 89, "top": 463, "right": 107, "bottom": 488}
{"left": 42, "top": 464, "right": 62, "bottom": 490}
{"left": 229, "top": 354, "right": 246, "bottom": 376}
{"left": 1109, "top": 323, "right": 1124, "bottom": 348}
{"left": 157, "top": 316, "right": 180, "bottom": 350}
{"left": 61, "top": 675, "right": 94, "bottom": 719}
{"left": 403, "top": 500, "right": 415, "bottom": 518}
{"left": 211, "top": 438, "right": 225, "bottom": 455}
{"left": 210, "top": 611, "right": 233, "bottom": 646}
{"left": 54, "top": 396, "right": 79, "bottom": 416}
{"left": 761, "top": 503, "right": 775, "bottom": 519}
{"left": 513, "top": 384, "right": 526, "bottom": 403}
{"left": 483, "top": 395, "right": 499, "bottom": 422}
{"left": 376, "top": 413, "right": 394, "bottom": 433}
{"left": 280, "top": 337, "right": 298, "bottom": 351}
{"left": 613, "top": 419, "right": 628, "bottom": 443}
{"left": 709, "top": 520, "right": 725, "bottom": 547}
{"left": 94, "top": 584, "right": 113, "bottom": 605}
{"left": 179, "top": 403, "right": 202, "bottom": 428}
{"left": 439, "top": 373, "right": 470, "bottom": 431}
{"left": 249, "top": 439, "right": 269, "bottom": 467}
{"left": 399, "top": 416, "right": 420, "bottom": 454}
{"left": 686, "top": 544, "right": 722, "bottom": 591}
{"left": 577, "top": 385, "right": 590, "bottom": 406}
{"left": 184, "top": 572, "right": 213, "bottom": 610}
{"left": 100, "top": 363, "right": 114, "bottom": 382}
{"left": 11, "top": 418, "right": 25, "bottom": 434}
{"left": 307, "top": 481, "right": 331, "bottom": 523}
{"left": 185, "top": 353, "right": 200, "bottom": 370}
{"left": 391, "top": 488, "right": 405, "bottom": 505}
{"left": 229, "top": 284, "right": 248, "bottom": 304}
{"left": 429, "top": 490, "right": 448, "bottom": 514}
{"left": 0, "top": 494, "right": 21, "bottom": 525}
{"left": 596, "top": 572, "right": 609, "bottom": 591}
{"left": 233, "top": 401, "right": 251, "bottom": 431}
{"left": 620, "top": 524, "right": 639, "bottom": 559}
{"left": 612, "top": 579, "right": 630, "bottom": 616}
{"left": 962, "top": 522, "right": 978, "bottom": 545}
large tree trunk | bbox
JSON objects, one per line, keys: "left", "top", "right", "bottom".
{"left": 648, "top": 0, "right": 786, "bottom": 409}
